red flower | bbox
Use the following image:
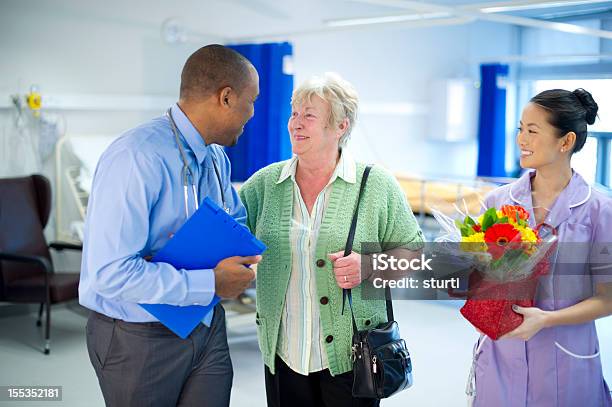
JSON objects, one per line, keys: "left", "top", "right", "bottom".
{"left": 484, "top": 223, "right": 521, "bottom": 259}
{"left": 472, "top": 224, "right": 482, "bottom": 232}
{"left": 501, "top": 205, "right": 530, "bottom": 221}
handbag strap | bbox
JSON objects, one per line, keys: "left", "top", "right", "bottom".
{"left": 341, "top": 165, "right": 394, "bottom": 332}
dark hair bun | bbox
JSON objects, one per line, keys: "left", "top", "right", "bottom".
{"left": 573, "top": 88, "right": 598, "bottom": 125}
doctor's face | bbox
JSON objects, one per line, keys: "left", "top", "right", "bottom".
{"left": 288, "top": 96, "right": 341, "bottom": 159}
{"left": 221, "top": 68, "right": 259, "bottom": 146}
{"left": 517, "top": 102, "right": 567, "bottom": 170}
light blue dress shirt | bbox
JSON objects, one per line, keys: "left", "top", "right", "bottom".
{"left": 79, "top": 103, "right": 246, "bottom": 325}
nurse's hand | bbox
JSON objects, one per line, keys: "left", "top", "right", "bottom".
{"left": 214, "top": 255, "right": 260, "bottom": 299}
{"left": 328, "top": 251, "right": 362, "bottom": 289}
{"left": 499, "top": 305, "right": 551, "bottom": 341}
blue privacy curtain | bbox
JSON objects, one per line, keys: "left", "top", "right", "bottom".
{"left": 477, "top": 64, "right": 509, "bottom": 177}
{"left": 226, "top": 42, "right": 293, "bottom": 181}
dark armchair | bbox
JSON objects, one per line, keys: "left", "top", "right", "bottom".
{"left": 0, "top": 174, "right": 82, "bottom": 354}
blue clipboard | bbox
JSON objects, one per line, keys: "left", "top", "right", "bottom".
{"left": 140, "top": 197, "right": 266, "bottom": 339}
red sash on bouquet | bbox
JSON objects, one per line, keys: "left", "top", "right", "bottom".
{"left": 457, "top": 260, "right": 550, "bottom": 340}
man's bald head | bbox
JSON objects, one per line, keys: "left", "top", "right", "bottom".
{"left": 179, "top": 44, "right": 255, "bottom": 102}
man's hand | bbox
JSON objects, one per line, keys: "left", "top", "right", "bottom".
{"left": 214, "top": 255, "right": 261, "bottom": 299}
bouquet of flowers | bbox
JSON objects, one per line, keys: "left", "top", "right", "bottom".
{"left": 432, "top": 203, "right": 557, "bottom": 339}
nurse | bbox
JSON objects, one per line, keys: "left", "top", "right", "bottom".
{"left": 473, "top": 88, "right": 612, "bottom": 406}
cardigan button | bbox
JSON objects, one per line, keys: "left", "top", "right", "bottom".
{"left": 320, "top": 297, "right": 329, "bottom": 305}
{"left": 316, "top": 259, "right": 326, "bottom": 268}
{"left": 365, "top": 319, "right": 371, "bottom": 326}
{"left": 325, "top": 335, "right": 334, "bottom": 343}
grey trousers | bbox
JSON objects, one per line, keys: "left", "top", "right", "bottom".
{"left": 86, "top": 305, "right": 233, "bottom": 407}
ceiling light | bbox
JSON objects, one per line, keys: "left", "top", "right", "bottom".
{"left": 326, "top": 12, "right": 451, "bottom": 27}
{"left": 480, "top": 0, "right": 611, "bottom": 14}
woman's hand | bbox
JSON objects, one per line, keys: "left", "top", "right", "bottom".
{"left": 499, "top": 305, "right": 551, "bottom": 341}
{"left": 328, "top": 251, "right": 362, "bottom": 289}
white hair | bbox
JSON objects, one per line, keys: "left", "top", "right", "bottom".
{"left": 291, "top": 72, "right": 359, "bottom": 149}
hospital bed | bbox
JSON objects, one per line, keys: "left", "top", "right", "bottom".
{"left": 393, "top": 172, "right": 513, "bottom": 239}
{"left": 55, "top": 134, "right": 115, "bottom": 242}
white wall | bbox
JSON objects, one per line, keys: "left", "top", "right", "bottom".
{"left": 292, "top": 21, "right": 518, "bottom": 178}
{"left": 0, "top": 0, "right": 218, "bottom": 136}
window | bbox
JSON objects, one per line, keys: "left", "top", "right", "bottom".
{"left": 571, "top": 137, "right": 598, "bottom": 184}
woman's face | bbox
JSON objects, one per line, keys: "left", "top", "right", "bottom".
{"left": 288, "top": 95, "right": 343, "bottom": 158}
{"left": 517, "top": 102, "right": 568, "bottom": 169}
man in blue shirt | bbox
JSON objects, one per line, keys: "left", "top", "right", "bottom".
{"left": 80, "top": 44, "right": 261, "bottom": 407}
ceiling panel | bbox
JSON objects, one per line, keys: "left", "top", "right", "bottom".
{"left": 11, "top": 0, "right": 612, "bottom": 41}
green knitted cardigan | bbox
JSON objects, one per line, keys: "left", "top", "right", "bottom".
{"left": 239, "top": 160, "right": 423, "bottom": 375}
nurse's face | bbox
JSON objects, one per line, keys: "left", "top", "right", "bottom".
{"left": 288, "top": 96, "right": 343, "bottom": 158}
{"left": 516, "top": 103, "right": 567, "bottom": 169}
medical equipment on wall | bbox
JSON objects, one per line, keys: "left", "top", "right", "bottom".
{"left": 429, "top": 79, "right": 479, "bottom": 142}
{"left": 0, "top": 87, "right": 64, "bottom": 177}
{"left": 26, "top": 85, "right": 42, "bottom": 117}
{"left": 161, "top": 18, "right": 187, "bottom": 44}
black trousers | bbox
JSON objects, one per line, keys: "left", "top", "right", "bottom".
{"left": 265, "top": 356, "right": 379, "bottom": 407}
{"left": 86, "top": 305, "right": 232, "bottom": 407}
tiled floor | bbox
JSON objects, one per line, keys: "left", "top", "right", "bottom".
{"left": 1, "top": 300, "right": 611, "bottom": 407}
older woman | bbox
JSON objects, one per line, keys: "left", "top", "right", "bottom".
{"left": 239, "top": 73, "right": 423, "bottom": 407}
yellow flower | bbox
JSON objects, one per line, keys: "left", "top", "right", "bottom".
{"left": 514, "top": 225, "right": 539, "bottom": 256}
{"left": 460, "top": 232, "right": 487, "bottom": 252}
{"left": 477, "top": 211, "right": 505, "bottom": 225}
{"left": 515, "top": 225, "right": 538, "bottom": 243}
{"left": 462, "top": 232, "right": 485, "bottom": 242}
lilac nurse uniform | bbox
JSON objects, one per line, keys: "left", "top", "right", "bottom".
{"left": 473, "top": 170, "right": 612, "bottom": 407}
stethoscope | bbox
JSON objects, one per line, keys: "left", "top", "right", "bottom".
{"left": 166, "top": 108, "right": 229, "bottom": 218}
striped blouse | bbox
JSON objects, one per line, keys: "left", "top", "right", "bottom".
{"left": 275, "top": 151, "right": 356, "bottom": 375}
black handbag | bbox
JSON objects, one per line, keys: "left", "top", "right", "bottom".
{"left": 342, "top": 165, "right": 413, "bottom": 399}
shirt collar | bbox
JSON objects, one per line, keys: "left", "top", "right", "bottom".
{"left": 276, "top": 149, "right": 357, "bottom": 185}
{"left": 508, "top": 170, "right": 535, "bottom": 208}
{"left": 170, "top": 103, "right": 209, "bottom": 165}
{"left": 509, "top": 169, "right": 592, "bottom": 227}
